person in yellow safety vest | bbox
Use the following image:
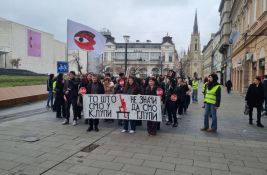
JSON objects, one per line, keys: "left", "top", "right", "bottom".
{"left": 201, "top": 73, "right": 221, "bottom": 132}
{"left": 192, "top": 77, "right": 199, "bottom": 102}
{"left": 52, "top": 78, "right": 57, "bottom": 111}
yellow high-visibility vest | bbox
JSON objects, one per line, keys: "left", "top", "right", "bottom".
{"left": 192, "top": 80, "right": 199, "bottom": 90}
{"left": 204, "top": 85, "right": 221, "bottom": 104}
{"left": 52, "top": 81, "right": 57, "bottom": 93}
{"left": 202, "top": 82, "right": 208, "bottom": 93}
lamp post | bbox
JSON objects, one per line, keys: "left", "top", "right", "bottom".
{"left": 123, "top": 35, "right": 130, "bottom": 75}
{"left": 159, "top": 55, "right": 163, "bottom": 76}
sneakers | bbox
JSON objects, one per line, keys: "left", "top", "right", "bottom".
{"left": 95, "top": 127, "right": 99, "bottom": 132}
{"left": 87, "top": 127, "right": 93, "bottom": 132}
{"left": 257, "top": 123, "right": 264, "bottom": 128}
{"left": 206, "top": 128, "right": 217, "bottom": 132}
{"left": 121, "top": 129, "right": 127, "bottom": 133}
{"left": 72, "top": 120, "right": 78, "bottom": 126}
{"left": 173, "top": 123, "right": 178, "bottom": 127}
{"left": 129, "top": 130, "right": 135, "bottom": 134}
{"left": 62, "top": 119, "right": 69, "bottom": 125}
{"left": 200, "top": 128, "right": 208, "bottom": 131}
{"left": 166, "top": 121, "right": 172, "bottom": 125}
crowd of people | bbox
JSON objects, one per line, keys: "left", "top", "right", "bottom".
{"left": 46, "top": 70, "right": 266, "bottom": 136}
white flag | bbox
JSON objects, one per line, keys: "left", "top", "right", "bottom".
{"left": 67, "top": 19, "right": 106, "bottom": 57}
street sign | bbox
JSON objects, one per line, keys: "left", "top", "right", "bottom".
{"left": 57, "top": 61, "right": 69, "bottom": 73}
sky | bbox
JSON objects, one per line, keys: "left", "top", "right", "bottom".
{"left": 0, "top": 0, "right": 221, "bottom": 53}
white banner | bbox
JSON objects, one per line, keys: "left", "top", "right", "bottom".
{"left": 67, "top": 19, "right": 106, "bottom": 57}
{"left": 83, "top": 95, "right": 162, "bottom": 122}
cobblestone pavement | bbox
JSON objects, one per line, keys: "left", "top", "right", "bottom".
{"left": 0, "top": 88, "right": 266, "bottom": 175}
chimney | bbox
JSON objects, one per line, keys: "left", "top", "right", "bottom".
{"left": 146, "top": 40, "right": 151, "bottom": 43}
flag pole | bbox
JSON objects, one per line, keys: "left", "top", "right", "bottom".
{"left": 87, "top": 51, "right": 89, "bottom": 73}
{"left": 66, "top": 20, "right": 69, "bottom": 65}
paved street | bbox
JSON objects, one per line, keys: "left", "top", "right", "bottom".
{"left": 0, "top": 88, "right": 267, "bottom": 175}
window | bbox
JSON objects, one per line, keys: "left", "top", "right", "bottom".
{"left": 104, "top": 52, "right": 108, "bottom": 61}
{"left": 150, "top": 52, "right": 161, "bottom": 60}
{"left": 139, "top": 52, "right": 149, "bottom": 60}
{"left": 115, "top": 52, "right": 124, "bottom": 60}
{"left": 263, "top": 0, "right": 266, "bottom": 12}
{"left": 169, "top": 53, "right": 173, "bottom": 62}
{"left": 195, "top": 43, "right": 198, "bottom": 51}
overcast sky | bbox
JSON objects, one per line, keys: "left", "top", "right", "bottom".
{"left": 0, "top": 0, "right": 220, "bottom": 53}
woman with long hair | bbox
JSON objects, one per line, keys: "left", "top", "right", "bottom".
{"left": 121, "top": 76, "right": 139, "bottom": 133}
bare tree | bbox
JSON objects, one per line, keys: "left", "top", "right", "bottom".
{"left": 10, "top": 58, "right": 21, "bottom": 69}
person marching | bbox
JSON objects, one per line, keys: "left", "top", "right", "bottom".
{"left": 145, "top": 77, "right": 160, "bottom": 136}
{"left": 192, "top": 77, "right": 199, "bottom": 103}
{"left": 245, "top": 76, "right": 264, "bottom": 127}
{"left": 54, "top": 73, "right": 65, "bottom": 119}
{"left": 62, "top": 71, "right": 80, "bottom": 126}
{"left": 86, "top": 74, "right": 104, "bottom": 132}
{"left": 121, "top": 76, "right": 139, "bottom": 133}
{"left": 201, "top": 73, "right": 221, "bottom": 132}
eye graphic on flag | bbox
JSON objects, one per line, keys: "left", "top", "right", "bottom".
{"left": 74, "top": 31, "right": 96, "bottom": 51}
{"left": 67, "top": 20, "right": 106, "bottom": 57}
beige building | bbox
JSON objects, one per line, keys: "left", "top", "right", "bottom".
{"left": 230, "top": 0, "right": 267, "bottom": 93}
{"left": 183, "top": 11, "right": 203, "bottom": 78}
{"left": 218, "top": 0, "right": 233, "bottom": 84}
{"left": 101, "top": 29, "right": 178, "bottom": 78}
{"left": 202, "top": 34, "right": 215, "bottom": 78}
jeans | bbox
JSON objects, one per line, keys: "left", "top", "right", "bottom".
{"left": 249, "top": 106, "right": 262, "bottom": 124}
{"left": 204, "top": 103, "right": 217, "bottom": 129}
{"left": 192, "top": 90, "right": 198, "bottom": 102}
{"left": 123, "top": 120, "right": 136, "bottom": 131}
{"left": 47, "top": 91, "right": 54, "bottom": 107}
{"left": 65, "top": 97, "right": 78, "bottom": 121}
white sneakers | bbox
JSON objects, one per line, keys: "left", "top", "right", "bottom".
{"left": 72, "top": 120, "right": 78, "bottom": 126}
{"left": 121, "top": 129, "right": 135, "bottom": 134}
{"left": 62, "top": 119, "right": 69, "bottom": 125}
{"left": 129, "top": 130, "right": 135, "bottom": 134}
{"left": 121, "top": 129, "right": 127, "bottom": 133}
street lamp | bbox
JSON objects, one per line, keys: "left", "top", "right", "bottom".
{"left": 123, "top": 35, "right": 130, "bottom": 75}
{"left": 159, "top": 55, "right": 163, "bottom": 76}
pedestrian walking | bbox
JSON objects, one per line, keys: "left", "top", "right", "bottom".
{"left": 86, "top": 74, "right": 104, "bottom": 132}
{"left": 201, "top": 73, "right": 221, "bottom": 132}
{"left": 145, "top": 77, "right": 160, "bottom": 136}
{"left": 245, "top": 76, "right": 265, "bottom": 127}
{"left": 226, "top": 80, "right": 232, "bottom": 94}
{"left": 62, "top": 71, "right": 80, "bottom": 126}
{"left": 46, "top": 74, "right": 54, "bottom": 108}
{"left": 184, "top": 79, "right": 192, "bottom": 113}
{"left": 192, "top": 77, "right": 199, "bottom": 102}
{"left": 121, "top": 76, "right": 139, "bottom": 134}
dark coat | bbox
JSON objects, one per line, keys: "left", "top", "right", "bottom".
{"left": 245, "top": 83, "right": 264, "bottom": 107}
{"left": 66, "top": 78, "right": 80, "bottom": 98}
{"left": 263, "top": 79, "right": 267, "bottom": 98}
{"left": 47, "top": 78, "right": 53, "bottom": 91}
{"left": 86, "top": 81, "right": 104, "bottom": 94}
{"left": 145, "top": 86, "right": 157, "bottom": 96}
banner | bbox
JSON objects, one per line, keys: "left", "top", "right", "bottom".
{"left": 67, "top": 19, "right": 106, "bottom": 57}
{"left": 83, "top": 95, "right": 162, "bottom": 122}
{"left": 28, "top": 29, "right": 41, "bottom": 57}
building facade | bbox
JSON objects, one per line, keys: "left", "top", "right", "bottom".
{"left": 184, "top": 11, "right": 203, "bottom": 79}
{"left": 212, "top": 32, "right": 223, "bottom": 84}
{"left": 101, "top": 29, "right": 178, "bottom": 78}
{"left": 202, "top": 34, "right": 215, "bottom": 78}
{"left": 230, "top": 0, "right": 267, "bottom": 93}
{"left": 0, "top": 17, "right": 66, "bottom": 74}
{"left": 218, "top": 0, "right": 233, "bottom": 85}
